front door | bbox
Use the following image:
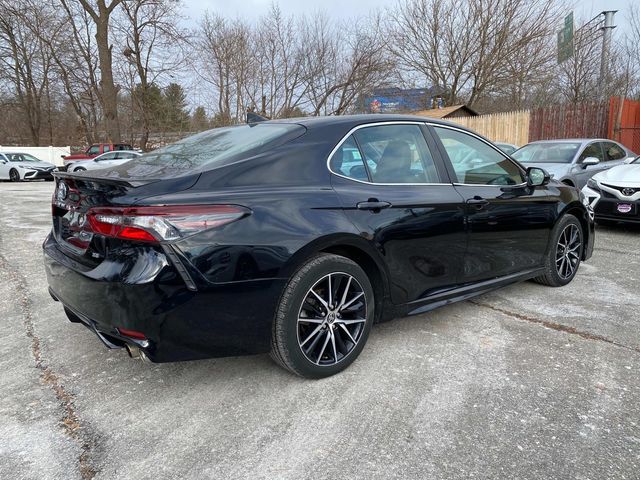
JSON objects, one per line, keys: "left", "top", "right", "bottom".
{"left": 329, "top": 123, "right": 467, "bottom": 305}
{"left": 431, "top": 125, "right": 556, "bottom": 283}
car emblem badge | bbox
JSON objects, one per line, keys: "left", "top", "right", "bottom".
{"left": 622, "top": 188, "right": 635, "bottom": 197}
{"left": 56, "top": 181, "right": 68, "bottom": 202}
{"left": 617, "top": 203, "right": 632, "bottom": 213}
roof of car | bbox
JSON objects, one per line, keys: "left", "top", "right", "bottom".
{"left": 526, "top": 138, "right": 613, "bottom": 144}
{"left": 263, "top": 114, "right": 472, "bottom": 131}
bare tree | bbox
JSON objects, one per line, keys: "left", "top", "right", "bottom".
{"left": 76, "top": 0, "right": 123, "bottom": 142}
{"left": 117, "top": 0, "right": 188, "bottom": 149}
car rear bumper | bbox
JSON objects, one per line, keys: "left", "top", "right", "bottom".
{"left": 43, "top": 233, "right": 285, "bottom": 362}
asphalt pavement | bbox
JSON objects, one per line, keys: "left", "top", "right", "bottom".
{"left": 1, "top": 181, "right": 638, "bottom": 480}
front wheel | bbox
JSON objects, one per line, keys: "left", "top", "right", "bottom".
{"left": 9, "top": 169, "right": 20, "bottom": 182}
{"left": 73, "top": 167, "right": 86, "bottom": 172}
{"left": 533, "top": 214, "right": 583, "bottom": 287}
{"left": 271, "top": 253, "right": 374, "bottom": 378}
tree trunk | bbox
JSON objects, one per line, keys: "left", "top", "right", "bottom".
{"left": 94, "top": 13, "right": 120, "bottom": 142}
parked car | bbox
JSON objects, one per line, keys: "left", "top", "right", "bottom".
{"left": 0, "top": 152, "right": 56, "bottom": 181}
{"left": 582, "top": 156, "right": 640, "bottom": 224}
{"left": 512, "top": 139, "right": 635, "bottom": 189}
{"left": 66, "top": 150, "right": 142, "bottom": 172}
{"left": 61, "top": 142, "right": 134, "bottom": 167}
{"left": 44, "top": 115, "right": 594, "bottom": 378}
{"left": 495, "top": 142, "right": 518, "bottom": 155}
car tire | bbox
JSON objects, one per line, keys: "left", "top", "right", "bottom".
{"left": 9, "top": 169, "right": 20, "bottom": 182}
{"left": 270, "top": 253, "right": 374, "bottom": 378}
{"left": 74, "top": 167, "right": 86, "bottom": 172}
{"left": 533, "top": 214, "right": 584, "bottom": 287}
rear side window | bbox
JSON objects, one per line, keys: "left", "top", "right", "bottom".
{"left": 603, "top": 142, "right": 625, "bottom": 161}
{"left": 329, "top": 136, "right": 368, "bottom": 181}
{"left": 352, "top": 124, "right": 440, "bottom": 183}
{"left": 128, "top": 124, "right": 306, "bottom": 172}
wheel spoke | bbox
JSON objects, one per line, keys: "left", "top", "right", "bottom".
{"left": 316, "top": 331, "right": 331, "bottom": 364}
{"left": 298, "top": 317, "right": 324, "bottom": 324}
{"left": 338, "top": 323, "right": 357, "bottom": 344}
{"left": 300, "top": 323, "right": 324, "bottom": 347}
{"left": 336, "top": 318, "right": 366, "bottom": 325}
{"left": 340, "top": 291, "right": 364, "bottom": 311}
{"left": 327, "top": 274, "right": 333, "bottom": 308}
{"left": 330, "top": 331, "right": 338, "bottom": 364}
{"left": 310, "top": 289, "right": 328, "bottom": 309}
{"left": 338, "top": 276, "right": 352, "bottom": 310}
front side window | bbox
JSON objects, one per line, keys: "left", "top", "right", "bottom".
{"left": 97, "top": 153, "right": 117, "bottom": 161}
{"left": 352, "top": 124, "right": 440, "bottom": 183}
{"left": 434, "top": 127, "right": 524, "bottom": 185}
{"left": 603, "top": 142, "right": 625, "bottom": 161}
{"left": 87, "top": 145, "right": 100, "bottom": 155}
{"left": 578, "top": 142, "right": 604, "bottom": 163}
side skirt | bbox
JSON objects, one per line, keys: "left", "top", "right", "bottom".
{"left": 381, "top": 268, "right": 545, "bottom": 321}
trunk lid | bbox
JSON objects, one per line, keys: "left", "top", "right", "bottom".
{"left": 51, "top": 171, "right": 199, "bottom": 265}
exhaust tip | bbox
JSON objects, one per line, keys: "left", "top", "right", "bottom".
{"left": 125, "top": 344, "right": 141, "bottom": 359}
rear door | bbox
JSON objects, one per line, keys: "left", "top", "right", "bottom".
{"left": 329, "top": 122, "right": 467, "bottom": 305}
{"left": 430, "top": 125, "right": 555, "bottom": 283}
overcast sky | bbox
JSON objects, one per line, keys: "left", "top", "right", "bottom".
{"left": 182, "top": 0, "right": 635, "bottom": 33}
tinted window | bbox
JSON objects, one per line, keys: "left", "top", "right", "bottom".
{"left": 512, "top": 142, "right": 581, "bottom": 164}
{"left": 329, "top": 136, "right": 368, "bottom": 181}
{"left": 352, "top": 124, "right": 440, "bottom": 183}
{"left": 87, "top": 145, "right": 100, "bottom": 155}
{"left": 434, "top": 127, "right": 523, "bottom": 185}
{"left": 127, "top": 124, "right": 305, "bottom": 172}
{"left": 578, "top": 142, "right": 604, "bottom": 162}
{"left": 603, "top": 142, "right": 625, "bottom": 161}
{"left": 97, "top": 152, "right": 117, "bottom": 161}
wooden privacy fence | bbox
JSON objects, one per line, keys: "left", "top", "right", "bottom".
{"left": 448, "top": 110, "right": 530, "bottom": 146}
{"left": 529, "top": 102, "right": 609, "bottom": 143}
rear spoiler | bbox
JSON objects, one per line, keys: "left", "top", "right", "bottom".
{"left": 53, "top": 171, "right": 150, "bottom": 188}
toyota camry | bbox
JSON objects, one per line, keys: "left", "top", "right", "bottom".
{"left": 44, "top": 115, "right": 594, "bottom": 378}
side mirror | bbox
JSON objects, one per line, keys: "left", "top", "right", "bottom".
{"left": 527, "top": 167, "right": 550, "bottom": 187}
{"left": 582, "top": 157, "right": 600, "bottom": 168}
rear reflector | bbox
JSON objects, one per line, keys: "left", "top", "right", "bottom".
{"left": 87, "top": 205, "right": 249, "bottom": 243}
{"left": 117, "top": 327, "right": 147, "bottom": 340}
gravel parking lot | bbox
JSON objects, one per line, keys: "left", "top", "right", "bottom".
{"left": 1, "top": 181, "right": 639, "bottom": 480}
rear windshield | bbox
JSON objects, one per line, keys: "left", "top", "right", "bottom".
{"left": 125, "top": 124, "right": 305, "bottom": 176}
{"left": 512, "top": 142, "right": 581, "bottom": 164}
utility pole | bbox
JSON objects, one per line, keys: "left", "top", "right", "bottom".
{"left": 599, "top": 10, "right": 617, "bottom": 98}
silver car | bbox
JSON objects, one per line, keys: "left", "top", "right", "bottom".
{"left": 67, "top": 150, "right": 142, "bottom": 172}
{"left": 512, "top": 139, "right": 635, "bottom": 189}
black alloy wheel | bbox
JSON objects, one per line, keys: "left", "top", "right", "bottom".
{"left": 271, "top": 253, "right": 374, "bottom": 378}
{"left": 533, "top": 214, "right": 583, "bottom": 287}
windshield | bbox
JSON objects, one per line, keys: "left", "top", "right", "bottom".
{"left": 124, "top": 123, "right": 305, "bottom": 175}
{"left": 7, "top": 153, "right": 42, "bottom": 162}
{"left": 512, "top": 142, "right": 581, "bottom": 164}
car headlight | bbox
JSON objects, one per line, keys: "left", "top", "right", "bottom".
{"left": 587, "top": 178, "right": 600, "bottom": 190}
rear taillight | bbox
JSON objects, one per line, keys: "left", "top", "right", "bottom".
{"left": 87, "top": 205, "right": 250, "bottom": 243}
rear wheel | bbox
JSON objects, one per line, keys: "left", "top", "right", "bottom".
{"left": 533, "top": 214, "right": 583, "bottom": 287}
{"left": 9, "top": 169, "right": 20, "bottom": 182}
{"left": 271, "top": 253, "right": 374, "bottom": 378}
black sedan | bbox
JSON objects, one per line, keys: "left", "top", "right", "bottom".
{"left": 44, "top": 115, "right": 594, "bottom": 378}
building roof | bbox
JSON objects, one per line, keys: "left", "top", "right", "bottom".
{"left": 414, "top": 104, "right": 479, "bottom": 119}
